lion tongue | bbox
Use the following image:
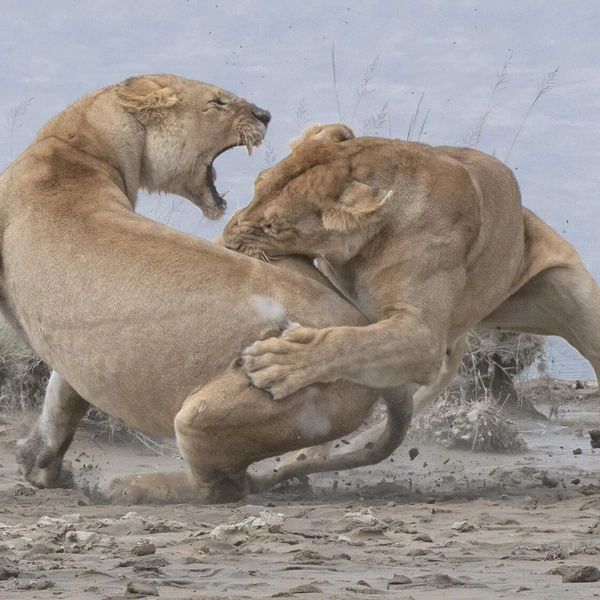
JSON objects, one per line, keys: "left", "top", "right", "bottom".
{"left": 211, "top": 166, "right": 217, "bottom": 183}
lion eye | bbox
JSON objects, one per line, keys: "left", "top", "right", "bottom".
{"left": 211, "top": 97, "right": 227, "bottom": 107}
{"left": 264, "top": 222, "right": 273, "bottom": 230}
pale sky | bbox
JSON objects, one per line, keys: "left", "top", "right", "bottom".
{"left": 2, "top": 0, "right": 599, "bottom": 376}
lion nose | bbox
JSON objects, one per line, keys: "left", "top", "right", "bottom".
{"left": 252, "top": 107, "right": 271, "bottom": 126}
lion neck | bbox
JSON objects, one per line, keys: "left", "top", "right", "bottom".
{"left": 315, "top": 222, "right": 395, "bottom": 320}
{"left": 33, "top": 87, "right": 145, "bottom": 207}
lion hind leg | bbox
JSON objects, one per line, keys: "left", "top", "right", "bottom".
{"left": 482, "top": 260, "right": 600, "bottom": 381}
{"left": 16, "top": 370, "right": 89, "bottom": 488}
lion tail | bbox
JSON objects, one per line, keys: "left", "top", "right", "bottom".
{"left": 248, "top": 387, "right": 414, "bottom": 493}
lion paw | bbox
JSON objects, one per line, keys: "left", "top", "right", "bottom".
{"left": 241, "top": 326, "right": 326, "bottom": 399}
{"left": 16, "top": 433, "right": 74, "bottom": 489}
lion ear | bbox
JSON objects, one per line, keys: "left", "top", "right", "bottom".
{"left": 288, "top": 123, "right": 355, "bottom": 150}
{"left": 117, "top": 76, "right": 179, "bottom": 117}
{"left": 322, "top": 182, "right": 392, "bottom": 232}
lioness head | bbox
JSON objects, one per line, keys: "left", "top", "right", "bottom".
{"left": 222, "top": 124, "right": 392, "bottom": 259}
{"left": 116, "top": 74, "right": 270, "bottom": 219}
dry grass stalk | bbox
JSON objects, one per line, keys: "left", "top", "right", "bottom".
{"left": 412, "top": 391, "right": 527, "bottom": 453}
{"left": 294, "top": 96, "right": 309, "bottom": 132}
{"left": 505, "top": 67, "right": 559, "bottom": 162}
{"left": 406, "top": 92, "right": 429, "bottom": 142}
{"left": 459, "top": 52, "right": 511, "bottom": 148}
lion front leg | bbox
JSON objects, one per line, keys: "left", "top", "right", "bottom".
{"left": 16, "top": 371, "right": 89, "bottom": 488}
{"left": 242, "top": 316, "right": 446, "bottom": 399}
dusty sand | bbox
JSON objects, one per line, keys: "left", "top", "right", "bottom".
{"left": 0, "top": 396, "right": 598, "bottom": 599}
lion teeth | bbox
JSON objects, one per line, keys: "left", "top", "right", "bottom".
{"left": 246, "top": 143, "right": 253, "bottom": 156}
{"left": 219, "top": 192, "right": 228, "bottom": 199}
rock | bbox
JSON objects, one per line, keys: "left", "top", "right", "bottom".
{"left": 519, "top": 496, "right": 538, "bottom": 510}
{"left": 337, "top": 535, "right": 365, "bottom": 546}
{"left": 293, "top": 549, "right": 326, "bottom": 564}
{"left": 210, "top": 510, "right": 285, "bottom": 545}
{"left": 451, "top": 520, "right": 475, "bottom": 533}
{"left": 344, "top": 508, "right": 379, "bottom": 527}
{"left": 562, "top": 566, "right": 600, "bottom": 583}
{"left": 434, "top": 573, "right": 465, "bottom": 588}
{"left": 28, "top": 543, "right": 54, "bottom": 555}
{"left": 288, "top": 583, "right": 323, "bottom": 594}
{"left": 542, "top": 474, "right": 559, "bottom": 488}
{"left": 0, "top": 557, "right": 19, "bottom": 580}
{"left": 387, "top": 574, "right": 412, "bottom": 588}
{"left": 127, "top": 580, "right": 159, "bottom": 595}
{"left": 573, "top": 448, "right": 583, "bottom": 455}
{"left": 590, "top": 429, "right": 600, "bottom": 449}
{"left": 119, "top": 556, "right": 169, "bottom": 570}
{"left": 103, "top": 517, "right": 146, "bottom": 536}
{"left": 132, "top": 541, "right": 156, "bottom": 556}
{"left": 548, "top": 565, "right": 600, "bottom": 583}
{"left": 271, "top": 583, "right": 324, "bottom": 597}
{"left": 36, "top": 516, "right": 69, "bottom": 532}
{"left": 414, "top": 533, "right": 433, "bottom": 542}
{"left": 65, "top": 530, "right": 100, "bottom": 549}
{"left": 147, "top": 519, "right": 186, "bottom": 533}
{"left": 61, "top": 513, "right": 80, "bottom": 525}
{"left": 15, "top": 578, "right": 54, "bottom": 590}
{"left": 409, "top": 448, "right": 419, "bottom": 460}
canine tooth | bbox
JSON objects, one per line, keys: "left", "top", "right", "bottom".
{"left": 246, "top": 143, "right": 253, "bottom": 156}
{"left": 219, "top": 192, "right": 228, "bottom": 199}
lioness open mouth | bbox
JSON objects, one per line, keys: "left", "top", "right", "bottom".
{"left": 206, "top": 137, "right": 264, "bottom": 212}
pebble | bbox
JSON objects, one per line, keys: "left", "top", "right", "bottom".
{"left": 132, "top": 541, "right": 156, "bottom": 556}
{"left": 451, "top": 520, "right": 475, "bottom": 532}
{"left": 548, "top": 565, "right": 600, "bottom": 583}
{"left": 0, "top": 557, "right": 19, "bottom": 580}
{"left": 387, "top": 574, "right": 412, "bottom": 588}
{"left": 542, "top": 474, "right": 559, "bottom": 488}
{"left": 127, "top": 580, "right": 159, "bottom": 596}
{"left": 434, "top": 573, "right": 465, "bottom": 588}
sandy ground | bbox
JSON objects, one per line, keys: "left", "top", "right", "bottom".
{"left": 0, "top": 397, "right": 598, "bottom": 600}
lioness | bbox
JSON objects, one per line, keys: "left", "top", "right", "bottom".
{"left": 223, "top": 124, "right": 600, "bottom": 408}
{"left": 3, "top": 78, "right": 413, "bottom": 503}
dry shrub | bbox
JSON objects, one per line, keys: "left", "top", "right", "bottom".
{"left": 460, "top": 330, "right": 545, "bottom": 412}
{"left": 82, "top": 407, "right": 137, "bottom": 444}
{"left": 466, "top": 330, "right": 545, "bottom": 380}
{"left": 0, "top": 320, "right": 50, "bottom": 413}
{"left": 412, "top": 392, "right": 527, "bottom": 452}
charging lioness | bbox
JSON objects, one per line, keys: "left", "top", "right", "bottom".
{"left": 3, "top": 77, "right": 414, "bottom": 504}
{"left": 223, "top": 124, "right": 600, "bottom": 408}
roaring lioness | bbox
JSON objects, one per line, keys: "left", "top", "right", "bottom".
{"left": 223, "top": 124, "right": 600, "bottom": 408}
{"left": 3, "top": 78, "right": 413, "bottom": 503}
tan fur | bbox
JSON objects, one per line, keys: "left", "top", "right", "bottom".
{"left": 5, "top": 81, "right": 413, "bottom": 504}
{"left": 223, "top": 123, "right": 600, "bottom": 409}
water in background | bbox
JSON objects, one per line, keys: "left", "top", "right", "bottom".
{"left": 544, "top": 337, "right": 595, "bottom": 381}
